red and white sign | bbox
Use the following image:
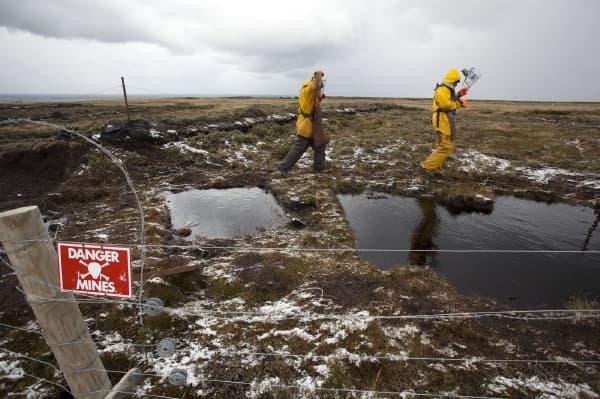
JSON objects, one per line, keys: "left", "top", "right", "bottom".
{"left": 57, "top": 242, "right": 132, "bottom": 298}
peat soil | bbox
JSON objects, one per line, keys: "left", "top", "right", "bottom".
{"left": 1, "top": 98, "right": 599, "bottom": 398}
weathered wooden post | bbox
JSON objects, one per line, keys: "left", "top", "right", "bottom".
{"left": 121, "top": 76, "right": 131, "bottom": 122}
{"left": 0, "top": 206, "right": 112, "bottom": 399}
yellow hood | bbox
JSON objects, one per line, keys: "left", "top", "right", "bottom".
{"left": 442, "top": 69, "right": 461, "bottom": 85}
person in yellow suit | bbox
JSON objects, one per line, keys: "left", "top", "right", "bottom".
{"left": 279, "top": 70, "right": 326, "bottom": 176}
{"left": 421, "top": 68, "right": 467, "bottom": 176}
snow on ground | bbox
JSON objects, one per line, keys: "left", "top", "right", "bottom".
{"left": 579, "top": 179, "right": 600, "bottom": 189}
{"left": 459, "top": 150, "right": 600, "bottom": 187}
{"left": 487, "top": 375, "right": 599, "bottom": 398}
{"left": 0, "top": 352, "right": 54, "bottom": 399}
{"left": 517, "top": 166, "right": 580, "bottom": 184}
{"left": 94, "top": 331, "right": 128, "bottom": 353}
{"left": 161, "top": 141, "right": 208, "bottom": 155}
{"left": 458, "top": 151, "right": 512, "bottom": 172}
{"left": 0, "top": 354, "right": 24, "bottom": 380}
{"left": 405, "top": 178, "right": 425, "bottom": 192}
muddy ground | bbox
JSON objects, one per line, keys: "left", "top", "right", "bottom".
{"left": 1, "top": 97, "right": 599, "bottom": 398}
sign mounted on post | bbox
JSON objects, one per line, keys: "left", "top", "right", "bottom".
{"left": 57, "top": 242, "right": 132, "bottom": 298}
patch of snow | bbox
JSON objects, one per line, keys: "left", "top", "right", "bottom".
{"left": 76, "top": 164, "right": 90, "bottom": 176}
{"left": 269, "top": 327, "right": 320, "bottom": 342}
{"left": 332, "top": 348, "right": 364, "bottom": 367}
{"left": 149, "top": 128, "right": 162, "bottom": 138}
{"left": 257, "top": 300, "right": 304, "bottom": 321}
{"left": 450, "top": 356, "right": 483, "bottom": 371}
{"left": 383, "top": 324, "right": 420, "bottom": 340}
{"left": 162, "top": 141, "right": 208, "bottom": 155}
{"left": 96, "top": 331, "right": 128, "bottom": 353}
{"left": 428, "top": 363, "right": 448, "bottom": 373}
{"left": 314, "top": 364, "right": 330, "bottom": 378}
{"left": 373, "top": 139, "right": 406, "bottom": 155}
{"left": 241, "top": 144, "right": 257, "bottom": 153}
{"left": 516, "top": 166, "right": 580, "bottom": 184}
{"left": 353, "top": 147, "right": 364, "bottom": 159}
{"left": 458, "top": 151, "right": 511, "bottom": 172}
{"left": 487, "top": 375, "right": 598, "bottom": 398}
{"left": 202, "top": 263, "right": 237, "bottom": 282}
{"left": 233, "top": 151, "right": 246, "bottom": 161}
{"left": 319, "top": 313, "right": 372, "bottom": 345}
{"left": 459, "top": 150, "right": 597, "bottom": 187}
{"left": 568, "top": 139, "right": 585, "bottom": 154}
{"left": 0, "top": 357, "right": 24, "bottom": 380}
{"left": 247, "top": 376, "right": 282, "bottom": 399}
{"left": 296, "top": 375, "right": 317, "bottom": 393}
{"left": 436, "top": 346, "right": 458, "bottom": 358}
{"left": 578, "top": 179, "right": 600, "bottom": 190}
{"left": 405, "top": 178, "right": 424, "bottom": 192}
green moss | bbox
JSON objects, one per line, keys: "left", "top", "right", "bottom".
{"left": 336, "top": 179, "right": 366, "bottom": 195}
{"left": 206, "top": 278, "right": 245, "bottom": 300}
{"left": 144, "top": 281, "right": 184, "bottom": 305}
{"left": 165, "top": 270, "right": 206, "bottom": 294}
{"left": 232, "top": 132, "right": 259, "bottom": 145}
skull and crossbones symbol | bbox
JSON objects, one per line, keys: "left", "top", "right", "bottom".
{"left": 78, "top": 259, "right": 110, "bottom": 281}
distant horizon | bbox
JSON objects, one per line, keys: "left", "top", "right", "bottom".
{"left": 2, "top": 2, "right": 599, "bottom": 102}
{"left": 1, "top": 93, "right": 599, "bottom": 104}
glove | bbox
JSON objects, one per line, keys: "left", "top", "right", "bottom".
{"left": 458, "top": 87, "right": 468, "bottom": 97}
{"left": 459, "top": 98, "right": 467, "bottom": 108}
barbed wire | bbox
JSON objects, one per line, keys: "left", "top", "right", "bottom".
{"left": 2, "top": 109, "right": 599, "bottom": 398}
{"left": 3, "top": 348, "right": 515, "bottom": 399}
{"left": 3, "top": 237, "right": 600, "bottom": 255}
{"left": 3, "top": 318, "right": 597, "bottom": 368}
{"left": 4, "top": 309, "right": 600, "bottom": 375}
{"left": 126, "top": 339, "right": 600, "bottom": 367}
{"left": 13, "top": 289, "right": 600, "bottom": 322}
{"left": 2, "top": 253, "right": 600, "bottom": 326}
{"left": 0, "top": 321, "right": 43, "bottom": 335}
{"left": 0, "top": 348, "right": 61, "bottom": 374}
{"left": 0, "top": 118, "right": 149, "bottom": 323}
{"left": 0, "top": 264, "right": 598, "bottom": 322}
{"left": 21, "top": 372, "right": 70, "bottom": 395}
{"left": 19, "top": 360, "right": 513, "bottom": 399}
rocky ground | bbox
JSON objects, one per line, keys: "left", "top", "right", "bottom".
{"left": 1, "top": 97, "right": 599, "bottom": 398}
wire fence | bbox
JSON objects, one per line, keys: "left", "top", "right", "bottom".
{"left": 1, "top": 104, "right": 599, "bottom": 398}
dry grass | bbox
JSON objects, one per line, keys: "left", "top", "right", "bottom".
{"left": 1, "top": 96, "right": 599, "bottom": 398}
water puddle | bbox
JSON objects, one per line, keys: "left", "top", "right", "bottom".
{"left": 165, "top": 187, "right": 286, "bottom": 239}
{"left": 338, "top": 193, "right": 600, "bottom": 309}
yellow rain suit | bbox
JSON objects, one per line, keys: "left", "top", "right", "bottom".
{"left": 421, "top": 68, "right": 463, "bottom": 174}
{"left": 296, "top": 79, "right": 321, "bottom": 138}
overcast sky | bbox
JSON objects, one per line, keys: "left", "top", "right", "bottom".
{"left": 1, "top": 0, "right": 599, "bottom": 101}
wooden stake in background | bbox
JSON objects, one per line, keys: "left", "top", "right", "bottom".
{"left": 0, "top": 206, "right": 112, "bottom": 399}
{"left": 121, "top": 76, "right": 131, "bottom": 122}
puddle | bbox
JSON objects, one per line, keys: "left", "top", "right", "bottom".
{"left": 338, "top": 194, "right": 600, "bottom": 309}
{"left": 165, "top": 187, "right": 287, "bottom": 239}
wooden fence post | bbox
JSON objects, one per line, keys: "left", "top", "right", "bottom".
{"left": 121, "top": 76, "right": 131, "bottom": 122}
{"left": 0, "top": 206, "right": 112, "bottom": 399}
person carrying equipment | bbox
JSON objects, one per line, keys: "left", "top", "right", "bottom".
{"left": 421, "top": 68, "right": 468, "bottom": 176}
{"left": 279, "top": 70, "right": 327, "bottom": 176}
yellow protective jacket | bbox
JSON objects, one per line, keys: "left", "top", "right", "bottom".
{"left": 296, "top": 79, "right": 320, "bottom": 138}
{"left": 431, "top": 69, "right": 462, "bottom": 137}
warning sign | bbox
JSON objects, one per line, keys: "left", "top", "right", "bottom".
{"left": 57, "top": 242, "right": 132, "bottom": 298}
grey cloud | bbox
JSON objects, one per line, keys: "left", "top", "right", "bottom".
{"left": 0, "top": 0, "right": 162, "bottom": 45}
{"left": 1, "top": 0, "right": 599, "bottom": 100}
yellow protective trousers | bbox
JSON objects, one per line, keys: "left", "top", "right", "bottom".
{"left": 421, "top": 132, "right": 454, "bottom": 173}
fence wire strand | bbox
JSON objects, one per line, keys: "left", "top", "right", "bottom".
{"left": 1, "top": 116, "right": 599, "bottom": 399}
